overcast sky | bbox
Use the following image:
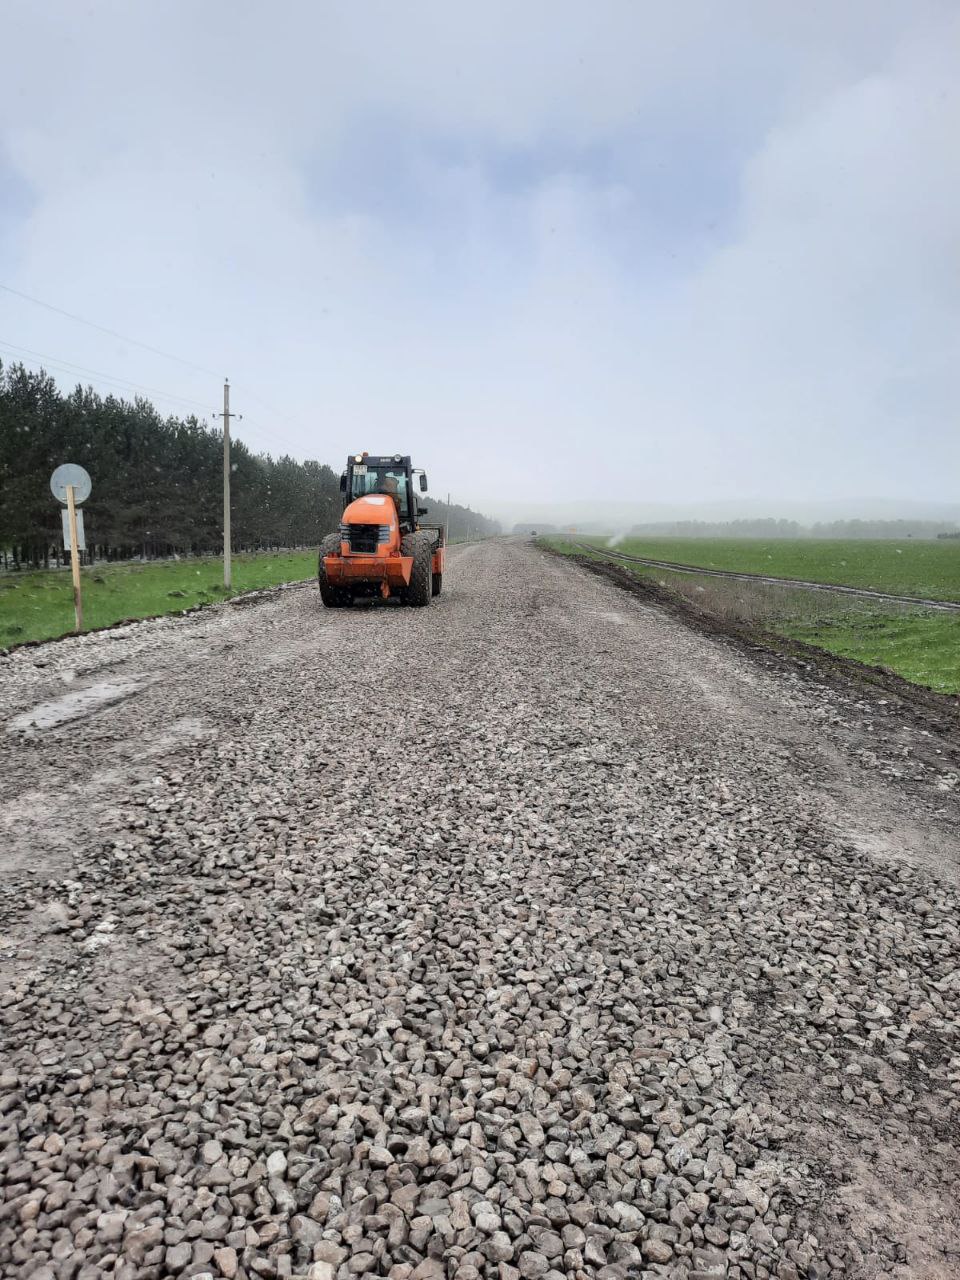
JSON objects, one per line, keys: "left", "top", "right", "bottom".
{"left": 1, "top": 1, "right": 958, "bottom": 523}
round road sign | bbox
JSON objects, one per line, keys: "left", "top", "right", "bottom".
{"left": 50, "top": 464, "right": 92, "bottom": 505}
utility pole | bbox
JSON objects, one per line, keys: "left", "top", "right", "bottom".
{"left": 214, "top": 379, "right": 242, "bottom": 589}
{"left": 445, "top": 491, "right": 450, "bottom": 546}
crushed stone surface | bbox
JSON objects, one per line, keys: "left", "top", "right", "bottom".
{"left": 0, "top": 540, "right": 958, "bottom": 1280}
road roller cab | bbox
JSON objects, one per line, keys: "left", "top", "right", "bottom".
{"left": 318, "top": 453, "right": 445, "bottom": 606}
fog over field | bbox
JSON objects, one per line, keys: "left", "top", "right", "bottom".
{"left": 495, "top": 496, "right": 960, "bottom": 533}
{"left": 2, "top": 1, "right": 958, "bottom": 515}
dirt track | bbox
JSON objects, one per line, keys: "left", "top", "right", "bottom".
{"left": 1, "top": 540, "right": 958, "bottom": 1280}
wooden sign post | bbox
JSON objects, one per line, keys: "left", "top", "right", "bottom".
{"left": 50, "top": 464, "right": 93, "bottom": 634}
{"left": 65, "top": 483, "right": 83, "bottom": 631}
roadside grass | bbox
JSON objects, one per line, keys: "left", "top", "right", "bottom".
{"left": 577, "top": 535, "right": 960, "bottom": 601}
{"left": 544, "top": 538, "right": 960, "bottom": 694}
{"left": 0, "top": 551, "right": 317, "bottom": 647}
{"left": 783, "top": 612, "right": 960, "bottom": 694}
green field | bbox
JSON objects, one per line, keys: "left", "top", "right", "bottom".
{"left": 547, "top": 537, "right": 960, "bottom": 694}
{"left": 0, "top": 551, "right": 317, "bottom": 647}
{"left": 579, "top": 536, "right": 960, "bottom": 601}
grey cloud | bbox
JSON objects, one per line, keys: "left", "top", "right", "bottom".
{"left": 1, "top": 1, "right": 956, "bottom": 519}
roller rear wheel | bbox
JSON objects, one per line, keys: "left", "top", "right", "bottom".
{"left": 318, "top": 534, "right": 351, "bottom": 607}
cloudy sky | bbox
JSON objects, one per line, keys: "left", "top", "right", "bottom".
{"left": 1, "top": 1, "right": 957, "bottom": 523}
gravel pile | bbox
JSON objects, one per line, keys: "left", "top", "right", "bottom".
{"left": 1, "top": 542, "right": 958, "bottom": 1279}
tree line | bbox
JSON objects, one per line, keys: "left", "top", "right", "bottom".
{"left": 517, "top": 517, "right": 959, "bottom": 539}
{"left": 622, "top": 518, "right": 960, "bottom": 539}
{"left": 0, "top": 362, "right": 499, "bottom": 567}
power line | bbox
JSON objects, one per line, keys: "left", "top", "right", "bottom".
{"left": 0, "top": 344, "right": 212, "bottom": 418}
{"left": 0, "top": 339, "right": 211, "bottom": 413}
{"left": 0, "top": 341, "right": 312, "bottom": 457}
{"left": 0, "top": 282, "right": 221, "bottom": 378}
{"left": 234, "top": 383, "right": 315, "bottom": 440}
{"left": 0, "top": 280, "right": 319, "bottom": 455}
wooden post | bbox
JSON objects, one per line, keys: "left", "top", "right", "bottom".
{"left": 222, "top": 379, "right": 232, "bottom": 589}
{"left": 66, "top": 483, "right": 83, "bottom": 631}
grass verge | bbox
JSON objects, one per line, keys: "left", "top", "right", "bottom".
{"left": 782, "top": 613, "right": 960, "bottom": 694}
{"left": 0, "top": 551, "right": 316, "bottom": 648}
{"left": 545, "top": 538, "right": 960, "bottom": 695}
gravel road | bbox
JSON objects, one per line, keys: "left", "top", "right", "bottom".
{"left": 1, "top": 540, "right": 958, "bottom": 1280}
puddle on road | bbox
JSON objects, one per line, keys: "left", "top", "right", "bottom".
{"left": 7, "top": 675, "right": 153, "bottom": 732}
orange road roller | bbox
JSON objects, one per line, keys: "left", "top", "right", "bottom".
{"left": 318, "top": 453, "right": 445, "bottom": 606}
